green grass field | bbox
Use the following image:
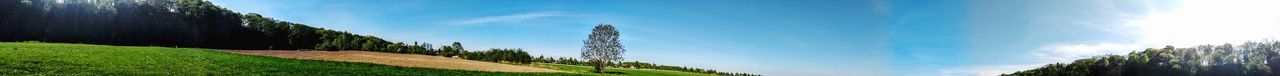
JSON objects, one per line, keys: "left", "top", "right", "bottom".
{"left": 533, "top": 63, "right": 718, "bottom": 76}
{"left": 0, "top": 42, "right": 587, "bottom": 75}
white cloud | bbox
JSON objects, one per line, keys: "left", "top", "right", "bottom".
{"left": 1036, "top": 0, "right": 1280, "bottom": 61}
{"left": 961, "top": 0, "right": 1280, "bottom": 75}
{"left": 1128, "top": 0, "right": 1280, "bottom": 47}
{"left": 448, "top": 11, "right": 565, "bottom": 25}
{"left": 1032, "top": 43, "right": 1143, "bottom": 62}
{"left": 940, "top": 64, "right": 1041, "bottom": 76}
{"left": 945, "top": 43, "right": 1142, "bottom": 76}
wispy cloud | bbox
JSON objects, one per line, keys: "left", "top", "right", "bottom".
{"left": 940, "top": 64, "right": 1041, "bottom": 76}
{"left": 964, "top": 0, "right": 1280, "bottom": 75}
{"left": 1032, "top": 43, "right": 1142, "bottom": 62}
{"left": 448, "top": 11, "right": 565, "bottom": 25}
{"left": 947, "top": 41, "right": 1144, "bottom": 76}
{"left": 1035, "top": 0, "right": 1280, "bottom": 63}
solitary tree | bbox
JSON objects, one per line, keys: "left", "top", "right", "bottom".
{"left": 582, "top": 24, "right": 625, "bottom": 73}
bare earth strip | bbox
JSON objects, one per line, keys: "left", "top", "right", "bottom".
{"left": 221, "top": 50, "right": 566, "bottom": 73}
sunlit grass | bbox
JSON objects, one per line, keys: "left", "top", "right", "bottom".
{"left": 0, "top": 42, "right": 586, "bottom": 76}
{"left": 532, "top": 63, "right": 718, "bottom": 76}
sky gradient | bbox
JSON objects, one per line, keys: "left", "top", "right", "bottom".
{"left": 209, "top": 0, "right": 1280, "bottom": 76}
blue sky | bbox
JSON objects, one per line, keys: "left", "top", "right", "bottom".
{"left": 209, "top": 0, "right": 1280, "bottom": 76}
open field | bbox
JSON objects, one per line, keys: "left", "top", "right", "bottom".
{"left": 222, "top": 50, "right": 565, "bottom": 73}
{"left": 223, "top": 50, "right": 725, "bottom": 76}
{"left": 533, "top": 63, "right": 719, "bottom": 76}
{"left": 0, "top": 42, "right": 585, "bottom": 75}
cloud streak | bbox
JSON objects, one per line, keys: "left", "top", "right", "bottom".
{"left": 946, "top": 0, "right": 1280, "bottom": 75}
{"left": 988, "top": 0, "right": 1280, "bottom": 75}
{"left": 1039, "top": 0, "right": 1280, "bottom": 63}
{"left": 448, "top": 11, "right": 565, "bottom": 25}
{"left": 940, "top": 64, "right": 1042, "bottom": 76}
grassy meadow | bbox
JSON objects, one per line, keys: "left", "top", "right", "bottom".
{"left": 533, "top": 63, "right": 718, "bottom": 76}
{"left": 0, "top": 42, "right": 586, "bottom": 76}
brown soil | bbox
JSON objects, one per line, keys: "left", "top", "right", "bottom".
{"left": 221, "top": 50, "right": 566, "bottom": 73}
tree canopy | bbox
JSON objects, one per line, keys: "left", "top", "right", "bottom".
{"left": 582, "top": 24, "right": 625, "bottom": 73}
{"left": 0, "top": 0, "right": 435, "bottom": 52}
{"left": 1004, "top": 41, "right": 1280, "bottom": 76}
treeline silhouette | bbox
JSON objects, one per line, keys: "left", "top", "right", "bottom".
{"left": 1004, "top": 41, "right": 1280, "bottom": 76}
{"left": 2, "top": 0, "right": 263, "bottom": 49}
{"left": 534, "top": 56, "right": 761, "bottom": 76}
{"left": 0, "top": 0, "right": 420, "bottom": 51}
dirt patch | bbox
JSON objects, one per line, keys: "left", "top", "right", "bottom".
{"left": 221, "top": 50, "right": 566, "bottom": 73}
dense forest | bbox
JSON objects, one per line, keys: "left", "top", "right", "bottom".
{"left": 0, "top": 0, "right": 756, "bottom": 76}
{"left": 0, "top": 0, "right": 416, "bottom": 51}
{"left": 1003, "top": 41, "right": 1280, "bottom": 76}
{"left": 0, "top": 0, "right": 530, "bottom": 65}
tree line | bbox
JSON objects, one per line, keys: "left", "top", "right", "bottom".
{"left": 1, "top": 0, "right": 750, "bottom": 75}
{"left": 533, "top": 56, "right": 760, "bottom": 76}
{"left": 467, "top": 48, "right": 533, "bottom": 64}
{"left": 250, "top": 14, "right": 543, "bottom": 64}
{"left": 2, "top": 0, "right": 263, "bottom": 49}
{"left": 0, "top": 0, "right": 539, "bottom": 65}
{"left": 1003, "top": 41, "right": 1280, "bottom": 76}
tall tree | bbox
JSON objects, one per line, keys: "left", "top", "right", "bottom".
{"left": 440, "top": 42, "right": 465, "bottom": 57}
{"left": 581, "top": 24, "right": 625, "bottom": 73}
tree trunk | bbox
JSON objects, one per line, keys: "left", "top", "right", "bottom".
{"left": 594, "top": 63, "right": 605, "bottom": 73}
